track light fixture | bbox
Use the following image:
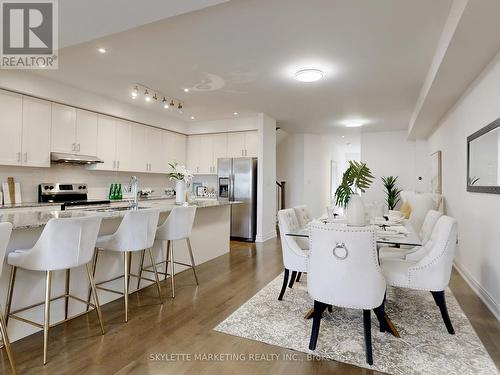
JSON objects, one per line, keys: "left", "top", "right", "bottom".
{"left": 130, "top": 84, "right": 185, "bottom": 114}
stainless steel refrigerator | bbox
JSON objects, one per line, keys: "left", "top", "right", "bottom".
{"left": 217, "top": 157, "right": 257, "bottom": 242}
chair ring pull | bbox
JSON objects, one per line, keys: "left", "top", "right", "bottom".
{"left": 333, "top": 242, "right": 348, "bottom": 260}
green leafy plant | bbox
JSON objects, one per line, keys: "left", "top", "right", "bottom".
{"left": 334, "top": 160, "right": 374, "bottom": 208}
{"left": 381, "top": 176, "right": 402, "bottom": 210}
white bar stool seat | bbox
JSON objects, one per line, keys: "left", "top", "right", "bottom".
{"left": 89, "top": 208, "right": 162, "bottom": 323}
{"left": 139, "top": 206, "right": 198, "bottom": 298}
{"left": 0, "top": 222, "right": 17, "bottom": 374}
{"left": 4, "top": 216, "right": 104, "bottom": 365}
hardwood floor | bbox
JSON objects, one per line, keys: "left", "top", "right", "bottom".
{"left": 0, "top": 238, "right": 499, "bottom": 374}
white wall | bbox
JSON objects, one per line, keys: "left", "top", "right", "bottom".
{"left": 256, "top": 113, "right": 277, "bottom": 242}
{"left": 428, "top": 51, "right": 500, "bottom": 321}
{"left": 187, "top": 116, "right": 257, "bottom": 134}
{"left": 0, "top": 71, "right": 187, "bottom": 133}
{"left": 360, "top": 131, "right": 429, "bottom": 208}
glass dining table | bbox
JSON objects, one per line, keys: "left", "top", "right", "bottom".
{"left": 284, "top": 218, "right": 422, "bottom": 338}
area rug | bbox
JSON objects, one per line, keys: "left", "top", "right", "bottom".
{"left": 215, "top": 274, "right": 498, "bottom": 374}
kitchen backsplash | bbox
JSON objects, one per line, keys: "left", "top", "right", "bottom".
{"left": 0, "top": 164, "right": 175, "bottom": 203}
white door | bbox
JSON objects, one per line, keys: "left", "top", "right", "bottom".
{"left": 76, "top": 110, "right": 98, "bottom": 155}
{"left": 115, "top": 120, "right": 132, "bottom": 171}
{"left": 95, "top": 115, "right": 116, "bottom": 170}
{"left": 244, "top": 131, "right": 258, "bottom": 157}
{"left": 130, "top": 124, "right": 148, "bottom": 172}
{"left": 187, "top": 135, "right": 201, "bottom": 173}
{"left": 22, "top": 97, "right": 51, "bottom": 167}
{"left": 0, "top": 90, "right": 23, "bottom": 166}
{"left": 227, "top": 132, "right": 246, "bottom": 157}
{"left": 51, "top": 104, "right": 76, "bottom": 153}
{"left": 211, "top": 133, "right": 227, "bottom": 173}
{"left": 146, "top": 127, "right": 164, "bottom": 173}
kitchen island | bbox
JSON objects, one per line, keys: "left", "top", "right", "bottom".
{"left": 0, "top": 199, "right": 234, "bottom": 342}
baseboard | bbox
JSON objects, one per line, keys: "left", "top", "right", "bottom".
{"left": 255, "top": 230, "right": 277, "bottom": 243}
{"left": 453, "top": 261, "right": 500, "bottom": 322}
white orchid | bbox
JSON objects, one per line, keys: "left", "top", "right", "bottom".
{"left": 168, "top": 162, "right": 193, "bottom": 183}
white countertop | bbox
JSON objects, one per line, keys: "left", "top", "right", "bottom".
{"left": 0, "top": 199, "right": 237, "bottom": 230}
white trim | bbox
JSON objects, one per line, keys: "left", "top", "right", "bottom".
{"left": 453, "top": 261, "right": 500, "bottom": 322}
{"left": 255, "top": 230, "right": 277, "bottom": 243}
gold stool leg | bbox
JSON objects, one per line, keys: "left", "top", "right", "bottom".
{"left": 4, "top": 266, "right": 17, "bottom": 326}
{"left": 86, "top": 249, "right": 99, "bottom": 312}
{"left": 64, "top": 269, "right": 70, "bottom": 320}
{"left": 136, "top": 250, "right": 145, "bottom": 290}
{"left": 147, "top": 248, "right": 163, "bottom": 303}
{"left": 163, "top": 240, "right": 170, "bottom": 281}
{"left": 0, "top": 307, "right": 17, "bottom": 375}
{"left": 85, "top": 263, "right": 105, "bottom": 335}
{"left": 123, "top": 253, "right": 129, "bottom": 323}
{"left": 186, "top": 238, "right": 199, "bottom": 285}
{"left": 170, "top": 241, "right": 175, "bottom": 298}
{"left": 43, "top": 271, "right": 52, "bottom": 365}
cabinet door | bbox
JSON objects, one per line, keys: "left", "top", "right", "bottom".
{"left": 227, "top": 132, "right": 245, "bottom": 157}
{"left": 51, "top": 104, "right": 76, "bottom": 153}
{"left": 22, "top": 97, "right": 51, "bottom": 167}
{"left": 211, "top": 133, "right": 227, "bottom": 173}
{"left": 244, "top": 131, "right": 258, "bottom": 157}
{"left": 187, "top": 136, "right": 201, "bottom": 173}
{"left": 146, "top": 127, "right": 164, "bottom": 173}
{"left": 167, "top": 132, "right": 186, "bottom": 166}
{"left": 75, "top": 110, "right": 98, "bottom": 155}
{"left": 130, "top": 124, "right": 148, "bottom": 172}
{"left": 0, "top": 90, "right": 23, "bottom": 166}
{"left": 115, "top": 120, "right": 132, "bottom": 171}
{"left": 198, "top": 135, "right": 213, "bottom": 174}
{"left": 95, "top": 115, "right": 116, "bottom": 170}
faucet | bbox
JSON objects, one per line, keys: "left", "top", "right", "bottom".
{"left": 129, "top": 176, "right": 138, "bottom": 209}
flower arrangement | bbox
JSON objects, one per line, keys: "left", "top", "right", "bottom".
{"left": 167, "top": 162, "right": 193, "bottom": 183}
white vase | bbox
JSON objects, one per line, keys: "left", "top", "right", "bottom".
{"left": 175, "top": 180, "right": 185, "bottom": 205}
{"left": 346, "top": 194, "right": 366, "bottom": 226}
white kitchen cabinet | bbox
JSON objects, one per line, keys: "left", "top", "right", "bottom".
{"left": 115, "top": 120, "right": 132, "bottom": 171}
{"left": 211, "top": 133, "right": 227, "bottom": 173}
{"left": 0, "top": 90, "right": 23, "bottom": 166}
{"left": 75, "top": 110, "right": 98, "bottom": 155}
{"left": 227, "top": 132, "right": 245, "bottom": 157}
{"left": 21, "top": 97, "right": 51, "bottom": 167}
{"left": 187, "top": 136, "right": 201, "bottom": 174}
{"left": 95, "top": 115, "right": 116, "bottom": 170}
{"left": 146, "top": 127, "right": 165, "bottom": 173}
{"left": 130, "top": 124, "right": 148, "bottom": 172}
{"left": 51, "top": 104, "right": 77, "bottom": 153}
{"left": 166, "top": 132, "right": 186, "bottom": 166}
{"left": 244, "top": 131, "right": 258, "bottom": 157}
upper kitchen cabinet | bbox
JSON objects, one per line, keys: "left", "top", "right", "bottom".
{"left": 95, "top": 116, "right": 132, "bottom": 171}
{"left": 211, "top": 133, "right": 228, "bottom": 171}
{"left": 130, "top": 124, "right": 148, "bottom": 172}
{"left": 146, "top": 127, "right": 165, "bottom": 173}
{"left": 0, "top": 90, "right": 23, "bottom": 166}
{"left": 115, "top": 120, "right": 132, "bottom": 171}
{"left": 166, "top": 132, "right": 186, "bottom": 166}
{"left": 227, "top": 131, "right": 258, "bottom": 157}
{"left": 21, "top": 97, "right": 51, "bottom": 167}
{"left": 52, "top": 105, "right": 98, "bottom": 155}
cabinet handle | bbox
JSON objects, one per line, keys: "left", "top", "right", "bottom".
{"left": 77, "top": 143, "right": 81, "bottom": 152}
{"left": 23, "top": 153, "right": 27, "bottom": 162}
{"left": 71, "top": 143, "right": 75, "bottom": 151}
{"left": 117, "top": 160, "right": 120, "bottom": 169}
{"left": 113, "top": 160, "right": 116, "bottom": 169}
{"left": 17, "top": 152, "right": 21, "bottom": 162}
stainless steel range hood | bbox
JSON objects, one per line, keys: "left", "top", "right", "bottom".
{"left": 50, "top": 152, "right": 104, "bottom": 165}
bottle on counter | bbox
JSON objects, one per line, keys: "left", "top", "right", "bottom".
{"left": 117, "top": 184, "right": 123, "bottom": 200}
{"left": 108, "top": 184, "right": 115, "bottom": 200}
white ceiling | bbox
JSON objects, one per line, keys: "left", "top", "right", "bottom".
{"left": 38, "top": 0, "right": 454, "bottom": 133}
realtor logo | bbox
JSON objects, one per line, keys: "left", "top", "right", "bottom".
{"left": 0, "top": 0, "right": 58, "bottom": 69}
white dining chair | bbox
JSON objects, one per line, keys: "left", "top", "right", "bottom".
{"left": 307, "top": 222, "right": 387, "bottom": 365}
{"left": 277, "top": 209, "right": 308, "bottom": 300}
{"left": 293, "top": 205, "right": 312, "bottom": 228}
{"left": 89, "top": 208, "right": 161, "bottom": 323}
{"left": 4, "top": 216, "right": 103, "bottom": 365}
{"left": 138, "top": 206, "right": 198, "bottom": 299}
{"left": 380, "top": 215, "right": 458, "bottom": 334}
{"left": 0, "top": 222, "right": 16, "bottom": 374}
{"left": 379, "top": 210, "right": 442, "bottom": 260}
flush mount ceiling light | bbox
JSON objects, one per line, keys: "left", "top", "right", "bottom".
{"left": 183, "top": 88, "right": 190, "bottom": 93}
{"left": 344, "top": 121, "right": 364, "bottom": 128}
{"left": 98, "top": 47, "right": 107, "bottom": 54}
{"left": 129, "top": 84, "right": 185, "bottom": 112}
{"left": 233, "top": 112, "right": 239, "bottom": 116}
{"left": 294, "top": 68, "right": 324, "bottom": 82}
{"left": 190, "top": 116, "right": 195, "bottom": 120}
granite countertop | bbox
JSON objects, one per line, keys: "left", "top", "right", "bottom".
{"left": 0, "top": 199, "right": 237, "bottom": 230}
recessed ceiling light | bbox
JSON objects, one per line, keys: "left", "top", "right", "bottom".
{"left": 183, "top": 88, "right": 190, "bottom": 93}
{"left": 294, "top": 68, "right": 324, "bottom": 82}
{"left": 341, "top": 135, "right": 345, "bottom": 138}
{"left": 98, "top": 48, "right": 107, "bottom": 54}
{"left": 344, "top": 121, "right": 364, "bottom": 128}
{"left": 190, "top": 116, "right": 195, "bottom": 120}
{"left": 233, "top": 112, "right": 239, "bottom": 116}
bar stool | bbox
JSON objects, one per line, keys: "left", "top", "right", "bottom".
{"left": 89, "top": 208, "right": 162, "bottom": 323}
{"left": 4, "top": 216, "right": 103, "bottom": 365}
{"left": 138, "top": 206, "right": 198, "bottom": 298}
{"left": 0, "top": 223, "right": 16, "bottom": 374}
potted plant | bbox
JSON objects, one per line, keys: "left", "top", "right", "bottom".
{"left": 167, "top": 162, "right": 193, "bottom": 205}
{"left": 334, "top": 160, "right": 374, "bottom": 225}
{"left": 381, "top": 176, "right": 402, "bottom": 211}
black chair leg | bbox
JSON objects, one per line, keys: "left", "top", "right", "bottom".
{"left": 288, "top": 271, "right": 297, "bottom": 288}
{"left": 278, "top": 269, "right": 290, "bottom": 300}
{"left": 327, "top": 305, "right": 333, "bottom": 313}
{"left": 363, "top": 309, "right": 373, "bottom": 365}
{"left": 309, "top": 300, "right": 328, "bottom": 350}
{"left": 296, "top": 272, "right": 302, "bottom": 282}
{"left": 431, "top": 290, "right": 455, "bottom": 334}
{"left": 373, "top": 299, "right": 387, "bottom": 332}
